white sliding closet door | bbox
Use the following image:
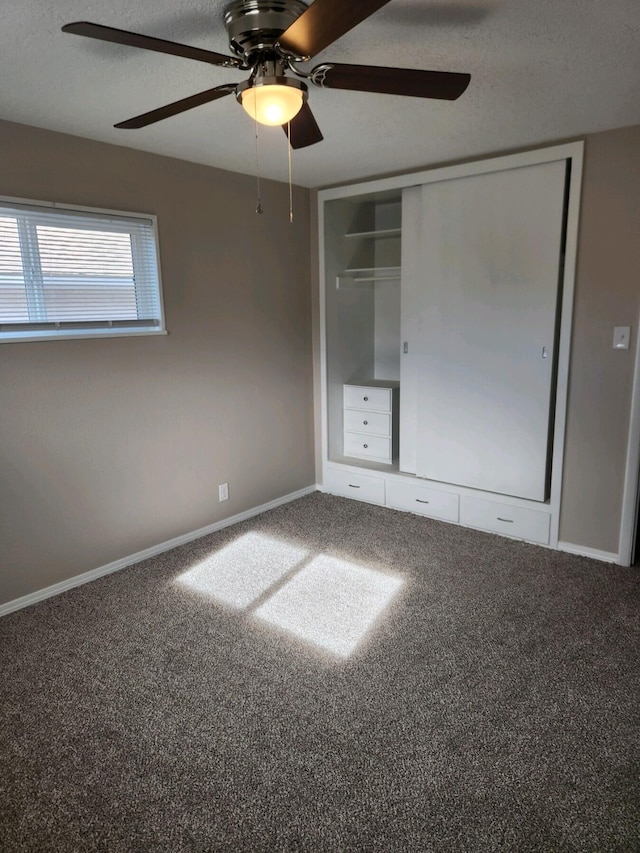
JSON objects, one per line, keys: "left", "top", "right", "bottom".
{"left": 414, "top": 160, "right": 567, "bottom": 501}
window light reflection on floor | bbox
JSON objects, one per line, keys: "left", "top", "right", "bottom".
{"left": 176, "top": 532, "right": 404, "bottom": 658}
{"left": 254, "top": 554, "right": 404, "bottom": 658}
{"left": 176, "top": 531, "right": 309, "bottom": 609}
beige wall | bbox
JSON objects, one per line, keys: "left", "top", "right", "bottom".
{"left": 0, "top": 120, "right": 315, "bottom": 606}
{"left": 2, "top": 120, "right": 638, "bottom": 608}
{"left": 559, "top": 123, "right": 640, "bottom": 554}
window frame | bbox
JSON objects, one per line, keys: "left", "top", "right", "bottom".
{"left": 0, "top": 195, "right": 167, "bottom": 343}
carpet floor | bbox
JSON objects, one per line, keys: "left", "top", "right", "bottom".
{"left": 1, "top": 492, "right": 639, "bottom": 852}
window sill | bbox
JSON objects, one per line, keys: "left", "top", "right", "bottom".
{"left": 0, "top": 328, "right": 168, "bottom": 344}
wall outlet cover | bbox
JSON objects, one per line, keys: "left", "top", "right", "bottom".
{"left": 613, "top": 326, "right": 631, "bottom": 350}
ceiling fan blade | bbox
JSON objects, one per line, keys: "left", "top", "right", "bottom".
{"left": 114, "top": 84, "right": 237, "bottom": 129}
{"left": 283, "top": 102, "right": 324, "bottom": 149}
{"left": 62, "top": 22, "right": 241, "bottom": 68}
{"left": 311, "top": 63, "right": 471, "bottom": 100}
{"left": 277, "top": 0, "right": 392, "bottom": 59}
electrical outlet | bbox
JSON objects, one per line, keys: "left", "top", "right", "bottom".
{"left": 218, "top": 482, "right": 229, "bottom": 502}
{"left": 613, "top": 326, "right": 631, "bottom": 350}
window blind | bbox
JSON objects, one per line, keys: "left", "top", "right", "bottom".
{"left": 0, "top": 200, "right": 164, "bottom": 340}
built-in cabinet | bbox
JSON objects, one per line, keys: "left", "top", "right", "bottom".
{"left": 319, "top": 143, "right": 584, "bottom": 549}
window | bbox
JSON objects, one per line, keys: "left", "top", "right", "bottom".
{"left": 0, "top": 198, "right": 165, "bottom": 342}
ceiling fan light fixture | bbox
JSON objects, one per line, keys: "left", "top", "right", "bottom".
{"left": 237, "top": 76, "right": 307, "bottom": 126}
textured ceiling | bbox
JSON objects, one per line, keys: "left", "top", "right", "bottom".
{"left": 2, "top": 0, "right": 639, "bottom": 188}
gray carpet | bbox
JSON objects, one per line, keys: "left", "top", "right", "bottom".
{"left": 1, "top": 491, "right": 639, "bottom": 852}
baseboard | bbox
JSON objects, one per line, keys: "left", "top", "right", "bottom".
{"left": 557, "top": 541, "right": 620, "bottom": 564}
{"left": 0, "top": 484, "right": 319, "bottom": 618}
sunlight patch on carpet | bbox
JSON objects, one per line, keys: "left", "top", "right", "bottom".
{"left": 253, "top": 555, "right": 404, "bottom": 658}
{"left": 176, "top": 532, "right": 309, "bottom": 608}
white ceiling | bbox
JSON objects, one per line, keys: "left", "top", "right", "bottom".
{"left": 2, "top": 0, "right": 640, "bottom": 188}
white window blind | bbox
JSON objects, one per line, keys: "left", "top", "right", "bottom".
{"left": 0, "top": 199, "right": 164, "bottom": 341}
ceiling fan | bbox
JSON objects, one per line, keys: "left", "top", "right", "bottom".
{"left": 62, "top": 0, "right": 471, "bottom": 149}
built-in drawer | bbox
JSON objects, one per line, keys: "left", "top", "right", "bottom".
{"left": 386, "top": 479, "right": 459, "bottom": 522}
{"left": 344, "top": 409, "right": 391, "bottom": 436}
{"left": 344, "top": 385, "right": 392, "bottom": 412}
{"left": 323, "top": 468, "right": 385, "bottom": 505}
{"left": 460, "top": 496, "right": 551, "bottom": 545}
{"left": 343, "top": 432, "right": 391, "bottom": 462}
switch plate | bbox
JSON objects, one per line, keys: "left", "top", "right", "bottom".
{"left": 613, "top": 326, "right": 631, "bottom": 350}
{"left": 218, "top": 482, "right": 229, "bottom": 502}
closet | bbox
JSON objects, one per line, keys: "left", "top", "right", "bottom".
{"left": 318, "top": 143, "right": 583, "bottom": 549}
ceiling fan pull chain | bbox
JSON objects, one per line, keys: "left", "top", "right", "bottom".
{"left": 287, "top": 121, "right": 294, "bottom": 223}
{"left": 254, "top": 106, "right": 263, "bottom": 215}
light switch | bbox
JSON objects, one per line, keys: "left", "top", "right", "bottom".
{"left": 613, "top": 326, "right": 631, "bottom": 350}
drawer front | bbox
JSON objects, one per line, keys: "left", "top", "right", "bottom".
{"left": 344, "top": 408, "right": 391, "bottom": 436}
{"left": 344, "top": 385, "right": 392, "bottom": 412}
{"left": 344, "top": 432, "right": 391, "bottom": 462}
{"left": 460, "top": 496, "right": 550, "bottom": 544}
{"left": 323, "top": 468, "right": 385, "bottom": 505}
{"left": 386, "top": 479, "right": 459, "bottom": 522}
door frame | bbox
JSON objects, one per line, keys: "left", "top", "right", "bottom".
{"left": 618, "top": 308, "right": 640, "bottom": 565}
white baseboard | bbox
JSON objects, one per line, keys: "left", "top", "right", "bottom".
{"left": 557, "top": 541, "right": 620, "bottom": 564}
{"left": 0, "top": 485, "right": 319, "bottom": 618}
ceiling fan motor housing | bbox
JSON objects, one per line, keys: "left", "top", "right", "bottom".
{"left": 224, "top": 0, "right": 308, "bottom": 63}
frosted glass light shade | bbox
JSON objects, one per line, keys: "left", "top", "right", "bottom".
{"left": 239, "top": 80, "right": 305, "bottom": 126}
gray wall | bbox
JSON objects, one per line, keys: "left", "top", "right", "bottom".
{"left": 559, "top": 123, "right": 640, "bottom": 554}
{"left": 0, "top": 120, "right": 315, "bottom": 606}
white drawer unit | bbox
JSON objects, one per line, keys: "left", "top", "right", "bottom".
{"left": 343, "top": 409, "right": 391, "bottom": 436}
{"left": 343, "top": 382, "right": 399, "bottom": 464}
{"left": 344, "top": 384, "right": 394, "bottom": 412}
{"left": 344, "top": 432, "right": 391, "bottom": 461}
{"left": 460, "top": 496, "right": 551, "bottom": 545}
{"left": 386, "top": 479, "right": 459, "bottom": 522}
{"left": 323, "top": 468, "right": 385, "bottom": 505}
